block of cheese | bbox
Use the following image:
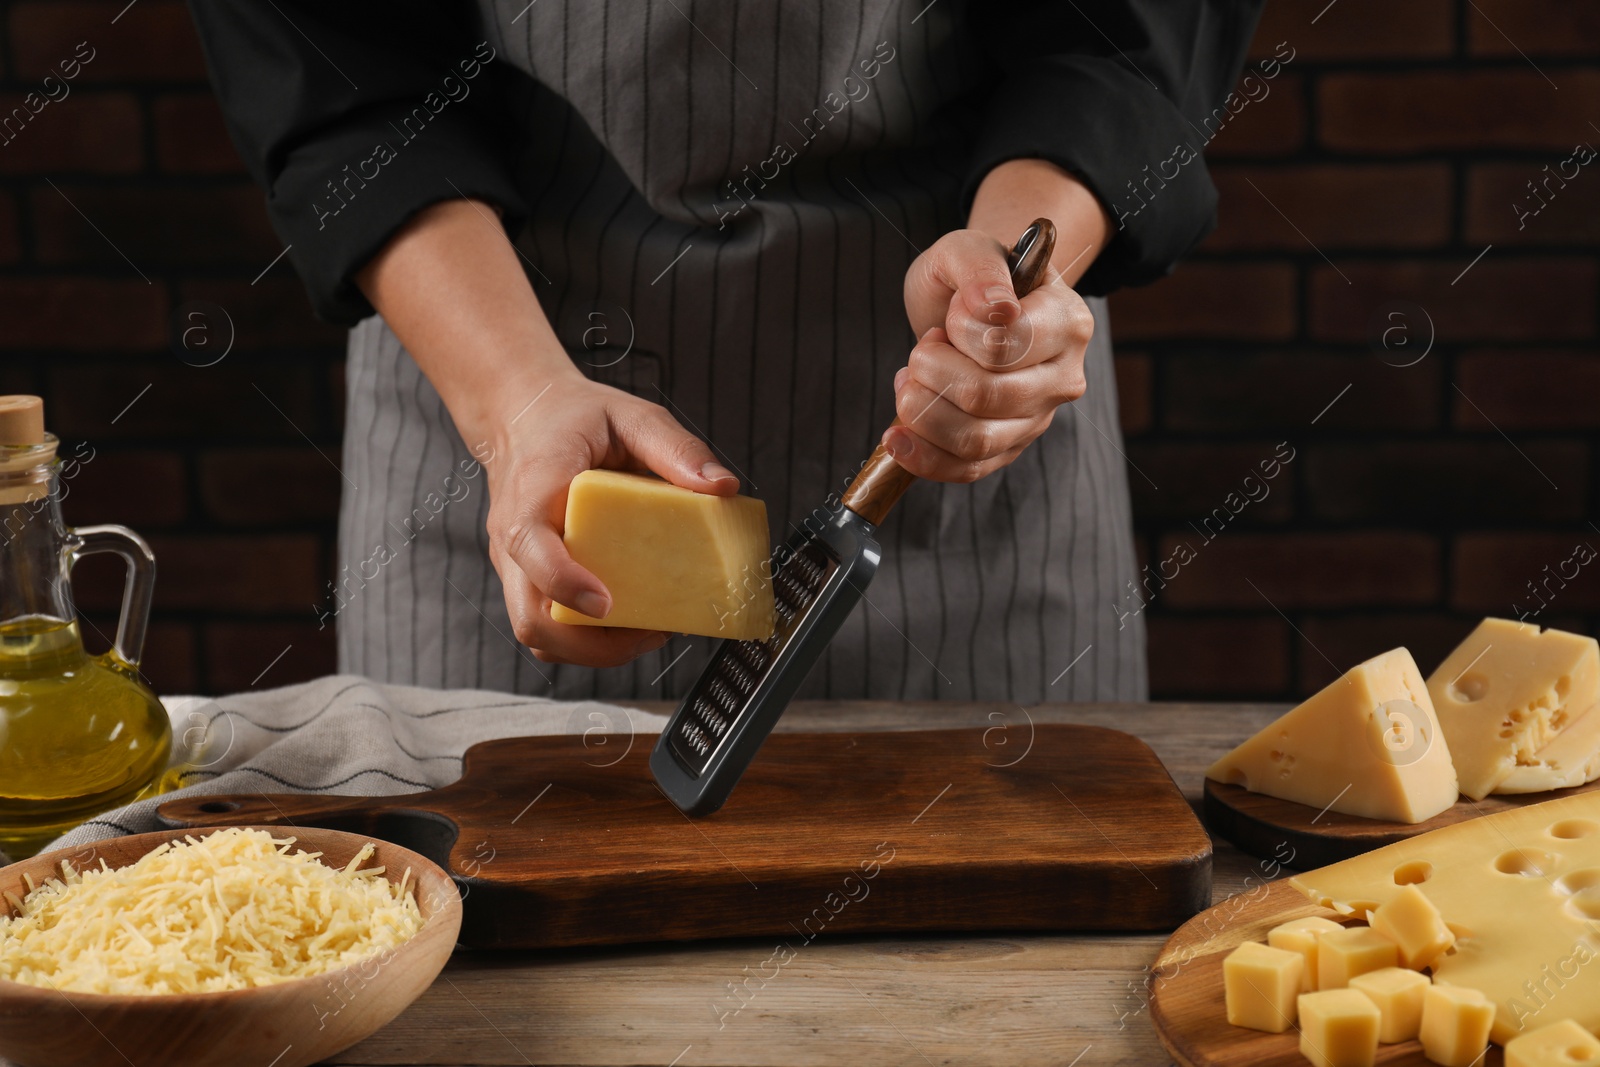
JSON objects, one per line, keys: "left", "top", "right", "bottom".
{"left": 1268, "top": 916, "right": 1346, "bottom": 992}
{"left": 1291, "top": 790, "right": 1600, "bottom": 1043}
{"left": 1317, "top": 926, "right": 1399, "bottom": 990}
{"left": 550, "top": 470, "right": 775, "bottom": 641}
{"left": 1223, "top": 940, "right": 1303, "bottom": 1032}
{"left": 1298, "top": 988, "right": 1380, "bottom": 1067}
{"left": 1349, "top": 967, "right": 1430, "bottom": 1043}
{"left": 1207, "top": 647, "right": 1459, "bottom": 824}
{"left": 1420, "top": 984, "right": 1495, "bottom": 1067}
{"left": 1369, "top": 884, "right": 1454, "bottom": 969}
{"left": 1505, "top": 1018, "right": 1600, "bottom": 1067}
{"left": 1498, "top": 703, "right": 1600, "bottom": 795}
{"left": 1427, "top": 618, "right": 1600, "bottom": 799}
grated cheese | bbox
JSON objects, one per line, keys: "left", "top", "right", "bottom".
{"left": 0, "top": 827, "right": 425, "bottom": 995}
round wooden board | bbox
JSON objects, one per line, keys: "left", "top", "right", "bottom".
{"left": 1204, "top": 774, "right": 1600, "bottom": 869}
{"left": 1149, "top": 879, "right": 1504, "bottom": 1067}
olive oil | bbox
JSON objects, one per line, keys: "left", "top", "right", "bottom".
{"left": 0, "top": 616, "right": 171, "bottom": 857}
{"left": 0, "top": 395, "right": 171, "bottom": 859}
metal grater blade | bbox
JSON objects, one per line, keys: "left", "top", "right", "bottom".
{"left": 667, "top": 537, "right": 835, "bottom": 773}
{"left": 650, "top": 504, "right": 881, "bottom": 815}
{"left": 649, "top": 218, "right": 1058, "bottom": 817}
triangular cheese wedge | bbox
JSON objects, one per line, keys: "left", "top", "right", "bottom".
{"left": 1207, "top": 647, "right": 1459, "bottom": 824}
{"left": 1427, "top": 618, "right": 1600, "bottom": 800}
{"left": 1496, "top": 703, "right": 1600, "bottom": 794}
{"left": 549, "top": 470, "right": 775, "bottom": 640}
{"left": 1291, "top": 790, "right": 1600, "bottom": 1044}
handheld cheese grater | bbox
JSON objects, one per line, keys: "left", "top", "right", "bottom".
{"left": 650, "top": 219, "right": 1059, "bottom": 815}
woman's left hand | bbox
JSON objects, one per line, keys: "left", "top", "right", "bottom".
{"left": 891, "top": 228, "right": 1094, "bottom": 482}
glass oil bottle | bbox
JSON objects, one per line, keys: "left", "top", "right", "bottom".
{"left": 0, "top": 395, "right": 170, "bottom": 858}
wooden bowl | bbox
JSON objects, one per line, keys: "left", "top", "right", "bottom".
{"left": 0, "top": 825, "right": 462, "bottom": 1067}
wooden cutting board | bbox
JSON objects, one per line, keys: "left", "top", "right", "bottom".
{"left": 157, "top": 725, "right": 1211, "bottom": 949}
{"left": 1204, "top": 775, "right": 1600, "bottom": 869}
{"left": 1149, "top": 879, "right": 1504, "bottom": 1067}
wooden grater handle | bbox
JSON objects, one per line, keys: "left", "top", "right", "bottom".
{"left": 840, "top": 218, "right": 1059, "bottom": 526}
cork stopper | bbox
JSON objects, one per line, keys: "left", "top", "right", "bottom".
{"left": 0, "top": 395, "right": 44, "bottom": 447}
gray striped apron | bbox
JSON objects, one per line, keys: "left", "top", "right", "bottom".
{"left": 334, "top": 0, "right": 1147, "bottom": 703}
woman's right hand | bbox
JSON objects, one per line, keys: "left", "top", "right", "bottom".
{"left": 475, "top": 372, "right": 738, "bottom": 666}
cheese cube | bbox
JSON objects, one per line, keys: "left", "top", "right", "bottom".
{"left": 1298, "top": 988, "right": 1381, "bottom": 1067}
{"left": 1427, "top": 618, "right": 1600, "bottom": 799}
{"left": 1369, "top": 885, "right": 1455, "bottom": 970}
{"left": 1505, "top": 1018, "right": 1600, "bottom": 1067}
{"left": 1268, "top": 916, "right": 1346, "bottom": 992}
{"left": 1223, "top": 941, "right": 1303, "bottom": 1033}
{"left": 1293, "top": 790, "right": 1600, "bottom": 1043}
{"left": 1318, "top": 926, "right": 1400, "bottom": 990}
{"left": 1420, "top": 984, "right": 1495, "bottom": 1067}
{"left": 1207, "top": 648, "right": 1459, "bottom": 824}
{"left": 1348, "top": 967, "right": 1430, "bottom": 1043}
{"left": 1498, "top": 703, "right": 1600, "bottom": 794}
{"left": 550, "top": 470, "right": 775, "bottom": 640}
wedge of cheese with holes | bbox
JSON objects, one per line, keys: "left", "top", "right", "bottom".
{"left": 1207, "top": 647, "right": 1459, "bottom": 824}
{"left": 1291, "top": 790, "right": 1600, "bottom": 1045}
{"left": 1498, "top": 704, "right": 1600, "bottom": 795}
{"left": 549, "top": 470, "right": 775, "bottom": 640}
{"left": 1427, "top": 618, "right": 1600, "bottom": 800}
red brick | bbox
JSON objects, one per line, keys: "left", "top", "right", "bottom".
{"left": 1465, "top": 162, "right": 1600, "bottom": 246}
{"left": 1249, "top": 0, "right": 1454, "bottom": 60}
{"left": 34, "top": 185, "right": 278, "bottom": 267}
{"left": 0, "top": 363, "right": 35, "bottom": 395}
{"left": 1113, "top": 352, "right": 1151, "bottom": 435}
{"left": 177, "top": 279, "right": 344, "bottom": 349}
{"left": 1163, "top": 351, "right": 1440, "bottom": 432}
{"left": 75, "top": 535, "right": 322, "bottom": 614}
{"left": 59, "top": 448, "right": 186, "bottom": 527}
{"left": 1452, "top": 533, "right": 1600, "bottom": 613}
{"left": 1204, "top": 73, "right": 1306, "bottom": 159}
{"left": 1109, "top": 264, "right": 1297, "bottom": 342}
{"left": 1309, "top": 259, "right": 1597, "bottom": 343}
{"left": 198, "top": 448, "right": 341, "bottom": 526}
{"left": 1295, "top": 614, "right": 1487, "bottom": 695}
{"left": 139, "top": 620, "right": 199, "bottom": 694}
{"left": 1158, "top": 532, "right": 1439, "bottom": 609}
{"left": 1207, "top": 165, "right": 1452, "bottom": 251}
{"left": 1454, "top": 350, "right": 1600, "bottom": 430}
{"left": 0, "top": 92, "right": 140, "bottom": 173}
{"left": 1321, "top": 71, "right": 1600, "bottom": 153}
{"left": 72, "top": 614, "right": 198, "bottom": 693}
{"left": 0, "top": 279, "right": 165, "bottom": 350}
{"left": 45, "top": 361, "right": 326, "bottom": 441}
{"left": 149, "top": 535, "right": 323, "bottom": 613}
{"left": 1305, "top": 441, "right": 1586, "bottom": 522}
{"left": 1148, "top": 615, "right": 1291, "bottom": 699}
{"left": 153, "top": 93, "right": 244, "bottom": 174}
{"left": 0, "top": 192, "right": 17, "bottom": 264}
{"left": 11, "top": 1, "right": 208, "bottom": 82}
{"left": 1127, "top": 442, "right": 1296, "bottom": 522}
{"left": 1468, "top": 0, "right": 1600, "bottom": 57}
{"left": 203, "top": 621, "right": 337, "bottom": 693}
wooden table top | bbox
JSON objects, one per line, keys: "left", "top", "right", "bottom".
{"left": 330, "top": 700, "right": 1286, "bottom": 1067}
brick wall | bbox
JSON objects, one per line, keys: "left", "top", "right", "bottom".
{"left": 1111, "top": 0, "right": 1600, "bottom": 699}
{"left": 1, "top": 0, "right": 345, "bottom": 694}
{"left": 3, "top": 1, "right": 1597, "bottom": 700}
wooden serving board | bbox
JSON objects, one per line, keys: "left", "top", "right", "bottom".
{"left": 1150, "top": 879, "right": 1504, "bottom": 1067}
{"left": 156, "top": 725, "right": 1212, "bottom": 949}
{"left": 1205, "top": 774, "right": 1600, "bottom": 869}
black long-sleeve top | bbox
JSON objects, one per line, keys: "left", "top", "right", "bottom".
{"left": 189, "top": 0, "right": 1263, "bottom": 325}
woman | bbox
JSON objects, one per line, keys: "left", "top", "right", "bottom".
{"left": 190, "top": 0, "right": 1261, "bottom": 703}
